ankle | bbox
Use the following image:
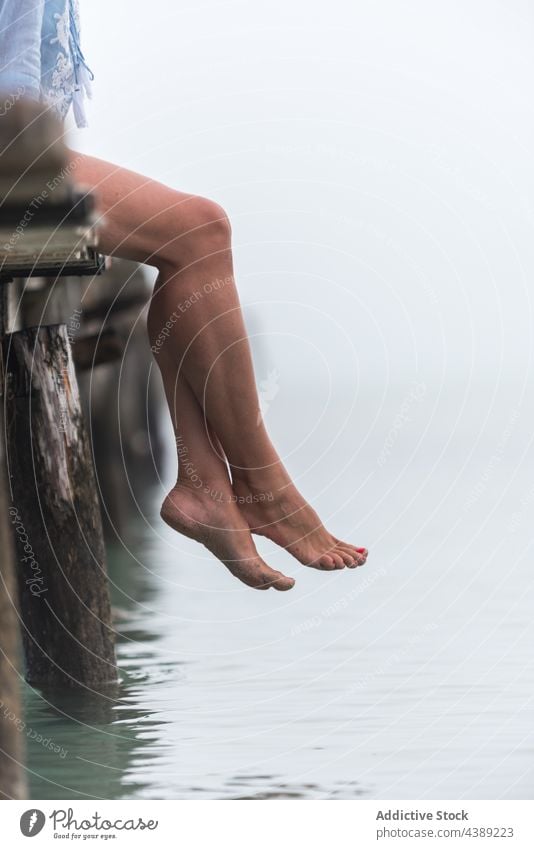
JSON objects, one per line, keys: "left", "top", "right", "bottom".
{"left": 231, "top": 466, "right": 294, "bottom": 500}
{"left": 175, "top": 475, "right": 234, "bottom": 504}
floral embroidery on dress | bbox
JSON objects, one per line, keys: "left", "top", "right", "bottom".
{"left": 43, "top": 52, "right": 74, "bottom": 120}
{"left": 40, "top": 0, "right": 93, "bottom": 127}
{"left": 50, "top": 9, "right": 70, "bottom": 54}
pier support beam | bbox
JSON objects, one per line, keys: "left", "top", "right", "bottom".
{"left": 0, "top": 286, "right": 26, "bottom": 799}
{"left": 2, "top": 324, "right": 117, "bottom": 689}
{"left": 0, "top": 435, "right": 26, "bottom": 799}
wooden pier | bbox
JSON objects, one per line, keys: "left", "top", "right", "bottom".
{"left": 0, "top": 102, "right": 124, "bottom": 797}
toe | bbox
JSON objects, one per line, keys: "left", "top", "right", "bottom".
{"left": 353, "top": 552, "right": 366, "bottom": 566}
{"left": 333, "top": 546, "right": 359, "bottom": 567}
{"left": 256, "top": 563, "right": 295, "bottom": 591}
{"left": 337, "top": 542, "right": 368, "bottom": 565}
{"left": 315, "top": 554, "right": 337, "bottom": 570}
{"left": 228, "top": 558, "right": 294, "bottom": 591}
{"left": 329, "top": 551, "right": 346, "bottom": 569}
{"left": 269, "top": 571, "right": 296, "bottom": 591}
{"left": 336, "top": 548, "right": 356, "bottom": 567}
{"left": 335, "top": 539, "right": 364, "bottom": 557}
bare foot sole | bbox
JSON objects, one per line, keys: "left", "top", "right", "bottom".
{"left": 160, "top": 484, "right": 295, "bottom": 591}
{"left": 233, "top": 480, "right": 368, "bottom": 571}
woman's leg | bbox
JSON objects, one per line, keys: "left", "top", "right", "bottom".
{"left": 160, "top": 369, "right": 295, "bottom": 591}
{"left": 69, "top": 152, "right": 367, "bottom": 581}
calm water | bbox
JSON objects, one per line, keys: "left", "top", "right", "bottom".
{"left": 24, "top": 383, "right": 534, "bottom": 800}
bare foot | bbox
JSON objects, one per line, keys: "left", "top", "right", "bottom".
{"left": 232, "top": 474, "right": 368, "bottom": 571}
{"left": 160, "top": 483, "right": 295, "bottom": 591}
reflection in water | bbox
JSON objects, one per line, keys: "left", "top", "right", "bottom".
{"left": 25, "top": 681, "right": 156, "bottom": 800}
{"left": 26, "top": 642, "right": 166, "bottom": 800}
{"left": 26, "top": 515, "right": 166, "bottom": 801}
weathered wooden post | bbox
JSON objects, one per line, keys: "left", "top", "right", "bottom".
{"left": 3, "top": 323, "right": 117, "bottom": 689}
{"left": 0, "top": 100, "right": 117, "bottom": 690}
{"left": 0, "top": 280, "right": 27, "bottom": 799}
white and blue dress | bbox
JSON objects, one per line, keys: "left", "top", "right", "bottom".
{"left": 0, "top": 0, "right": 92, "bottom": 127}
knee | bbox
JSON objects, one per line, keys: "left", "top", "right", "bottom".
{"left": 165, "top": 195, "right": 232, "bottom": 269}
{"left": 189, "top": 195, "right": 232, "bottom": 241}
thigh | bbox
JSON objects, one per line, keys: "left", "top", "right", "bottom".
{"left": 68, "top": 151, "right": 201, "bottom": 269}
